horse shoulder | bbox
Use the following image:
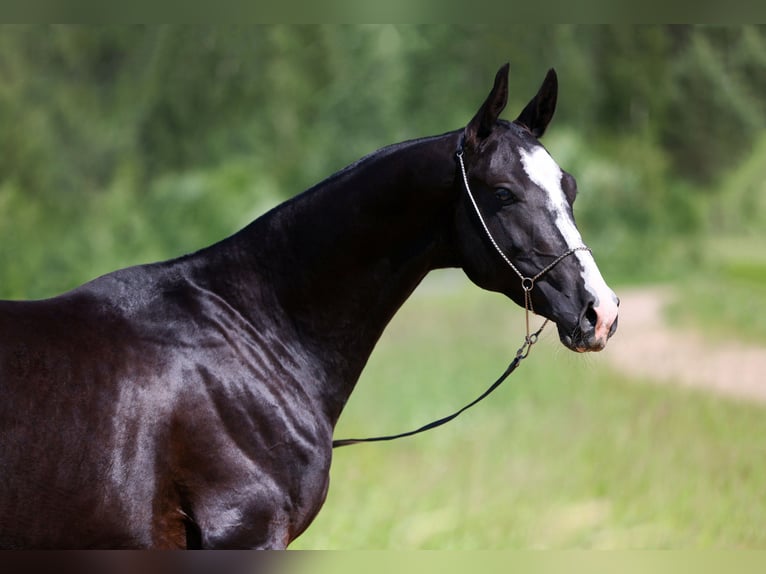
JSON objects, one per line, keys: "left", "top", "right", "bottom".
{"left": 131, "top": 271, "right": 334, "bottom": 548}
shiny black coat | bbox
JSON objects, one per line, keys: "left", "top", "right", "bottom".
{"left": 0, "top": 65, "right": 616, "bottom": 548}
{"left": 0, "top": 131, "right": 462, "bottom": 548}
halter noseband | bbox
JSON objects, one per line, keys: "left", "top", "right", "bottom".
{"left": 455, "top": 142, "right": 591, "bottom": 353}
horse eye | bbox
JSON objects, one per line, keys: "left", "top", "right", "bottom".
{"left": 495, "top": 188, "right": 515, "bottom": 204}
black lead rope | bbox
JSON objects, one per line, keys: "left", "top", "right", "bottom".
{"left": 332, "top": 354, "right": 522, "bottom": 448}
{"left": 331, "top": 321, "right": 545, "bottom": 448}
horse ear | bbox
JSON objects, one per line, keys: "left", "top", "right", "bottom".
{"left": 514, "top": 68, "right": 558, "bottom": 138}
{"left": 464, "top": 63, "right": 509, "bottom": 147}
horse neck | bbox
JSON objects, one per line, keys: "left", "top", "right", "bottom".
{"left": 217, "top": 131, "right": 461, "bottom": 418}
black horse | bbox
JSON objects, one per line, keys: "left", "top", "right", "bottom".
{"left": 0, "top": 64, "right": 618, "bottom": 549}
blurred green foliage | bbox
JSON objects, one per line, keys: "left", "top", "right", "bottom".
{"left": 0, "top": 25, "right": 764, "bottom": 297}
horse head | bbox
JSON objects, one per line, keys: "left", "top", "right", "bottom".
{"left": 455, "top": 64, "right": 619, "bottom": 352}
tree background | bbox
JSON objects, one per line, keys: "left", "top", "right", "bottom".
{"left": 0, "top": 25, "right": 764, "bottom": 297}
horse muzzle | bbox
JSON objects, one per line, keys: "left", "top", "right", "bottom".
{"left": 559, "top": 295, "right": 620, "bottom": 353}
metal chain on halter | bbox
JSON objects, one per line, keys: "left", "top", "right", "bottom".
{"left": 455, "top": 147, "right": 591, "bottom": 361}
{"left": 331, "top": 145, "right": 591, "bottom": 448}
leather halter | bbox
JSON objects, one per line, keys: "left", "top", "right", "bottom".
{"left": 332, "top": 142, "right": 589, "bottom": 448}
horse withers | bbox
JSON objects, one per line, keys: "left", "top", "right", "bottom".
{"left": 0, "top": 64, "right": 618, "bottom": 548}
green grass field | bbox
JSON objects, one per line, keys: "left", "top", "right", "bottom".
{"left": 668, "top": 236, "right": 766, "bottom": 345}
{"left": 292, "top": 271, "right": 766, "bottom": 549}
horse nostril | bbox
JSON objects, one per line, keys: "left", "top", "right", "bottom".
{"left": 582, "top": 301, "right": 598, "bottom": 333}
{"left": 609, "top": 315, "right": 619, "bottom": 337}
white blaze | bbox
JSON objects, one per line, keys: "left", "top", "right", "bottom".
{"left": 520, "top": 146, "right": 619, "bottom": 344}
